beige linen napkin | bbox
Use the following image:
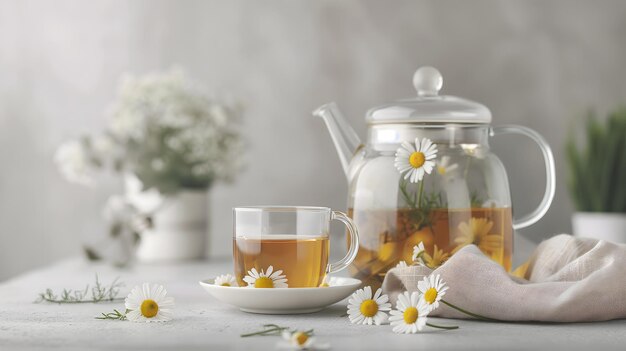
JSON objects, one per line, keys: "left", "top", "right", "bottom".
{"left": 382, "top": 234, "right": 626, "bottom": 322}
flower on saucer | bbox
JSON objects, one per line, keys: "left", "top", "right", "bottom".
{"left": 389, "top": 291, "right": 430, "bottom": 334}
{"left": 124, "top": 283, "right": 174, "bottom": 322}
{"left": 412, "top": 242, "right": 426, "bottom": 266}
{"left": 436, "top": 155, "right": 459, "bottom": 177}
{"left": 422, "top": 245, "right": 450, "bottom": 269}
{"left": 243, "top": 266, "right": 288, "bottom": 288}
{"left": 279, "top": 330, "right": 329, "bottom": 350}
{"left": 395, "top": 260, "right": 409, "bottom": 269}
{"left": 394, "top": 138, "right": 438, "bottom": 183}
{"left": 214, "top": 274, "right": 238, "bottom": 287}
{"left": 347, "top": 286, "right": 391, "bottom": 325}
{"left": 417, "top": 274, "right": 448, "bottom": 312}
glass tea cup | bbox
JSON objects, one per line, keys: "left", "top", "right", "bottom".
{"left": 233, "top": 206, "right": 359, "bottom": 288}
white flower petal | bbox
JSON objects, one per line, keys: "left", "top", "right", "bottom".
{"left": 407, "top": 292, "right": 418, "bottom": 306}
{"left": 402, "top": 141, "right": 416, "bottom": 153}
{"left": 125, "top": 309, "right": 143, "bottom": 322}
{"left": 363, "top": 286, "right": 372, "bottom": 299}
{"left": 373, "top": 312, "right": 388, "bottom": 325}
{"left": 421, "top": 138, "right": 432, "bottom": 152}
{"left": 417, "top": 279, "right": 428, "bottom": 293}
{"left": 397, "top": 292, "right": 409, "bottom": 311}
{"left": 409, "top": 169, "right": 418, "bottom": 183}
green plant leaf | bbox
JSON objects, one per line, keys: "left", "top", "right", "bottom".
{"left": 566, "top": 108, "right": 626, "bottom": 212}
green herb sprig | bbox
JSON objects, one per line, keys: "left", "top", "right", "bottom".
{"left": 399, "top": 179, "right": 447, "bottom": 230}
{"left": 35, "top": 275, "right": 124, "bottom": 304}
{"left": 95, "top": 309, "right": 127, "bottom": 321}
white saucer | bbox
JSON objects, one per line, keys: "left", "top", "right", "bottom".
{"left": 199, "top": 277, "right": 361, "bottom": 314}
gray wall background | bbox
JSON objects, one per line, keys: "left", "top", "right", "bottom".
{"left": 1, "top": 0, "right": 625, "bottom": 280}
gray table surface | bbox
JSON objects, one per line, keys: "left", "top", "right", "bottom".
{"left": 1, "top": 258, "right": 625, "bottom": 351}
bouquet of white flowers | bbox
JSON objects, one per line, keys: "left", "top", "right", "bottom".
{"left": 55, "top": 69, "right": 244, "bottom": 194}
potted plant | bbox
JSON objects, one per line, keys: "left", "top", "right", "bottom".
{"left": 566, "top": 108, "right": 626, "bottom": 243}
{"left": 55, "top": 68, "right": 244, "bottom": 262}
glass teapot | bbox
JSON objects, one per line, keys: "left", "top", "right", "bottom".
{"left": 313, "top": 66, "right": 555, "bottom": 289}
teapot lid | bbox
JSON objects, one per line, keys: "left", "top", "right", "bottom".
{"left": 366, "top": 66, "right": 492, "bottom": 124}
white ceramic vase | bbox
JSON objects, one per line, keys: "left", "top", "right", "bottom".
{"left": 125, "top": 175, "right": 209, "bottom": 262}
{"left": 572, "top": 212, "right": 626, "bottom": 244}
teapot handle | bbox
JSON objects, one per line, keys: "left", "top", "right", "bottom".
{"left": 490, "top": 125, "right": 556, "bottom": 230}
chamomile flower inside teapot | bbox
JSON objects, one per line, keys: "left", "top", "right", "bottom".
{"left": 314, "top": 66, "right": 555, "bottom": 289}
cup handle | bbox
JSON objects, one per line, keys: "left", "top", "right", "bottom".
{"left": 328, "top": 211, "right": 360, "bottom": 274}
{"left": 490, "top": 125, "right": 556, "bottom": 230}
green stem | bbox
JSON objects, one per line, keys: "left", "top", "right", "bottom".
{"left": 240, "top": 325, "right": 314, "bottom": 338}
{"left": 417, "top": 180, "right": 425, "bottom": 208}
{"left": 240, "top": 328, "right": 284, "bottom": 337}
{"left": 399, "top": 181, "right": 417, "bottom": 208}
{"left": 95, "top": 309, "right": 127, "bottom": 321}
{"left": 426, "top": 322, "right": 459, "bottom": 330}
{"left": 442, "top": 300, "right": 499, "bottom": 322}
{"left": 240, "top": 324, "right": 291, "bottom": 338}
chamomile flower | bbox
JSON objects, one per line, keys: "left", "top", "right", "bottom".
{"left": 347, "top": 286, "right": 391, "bottom": 325}
{"left": 411, "top": 242, "right": 426, "bottom": 265}
{"left": 243, "top": 266, "right": 288, "bottom": 288}
{"left": 214, "top": 274, "right": 238, "bottom": 287}
{"left": 422, "top": 245, "right": 450, "bottom": 268}
{"left": 279, "top": 330, "right": 329, "bottom": 350}
{"left": 124, "top": 283, "right": 174, "bottom": 322}
{"left": 453, "top": 217, "right": 500, "bottom": 255}
{"left": 436, "top": 155, "right": 459, "bottom": 176}
{"left": 417, "top": 274, "right": 449, "bottom": 312}
{"left": 394, "top": 138, "right": 438, "bottom": 183}
{"left": 395, "top": 260, "right": 409, "bottom": 269}
{"left": 389, "top": 291, "right": 430, "bottom": 334}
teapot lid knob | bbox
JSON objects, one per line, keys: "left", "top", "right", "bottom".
{"left": 413, "top": 66, "right": 443, "bottom": 97}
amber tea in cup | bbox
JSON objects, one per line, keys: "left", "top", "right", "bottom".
{"left": 233, "top": 206, "right": 359, "bottom": 288}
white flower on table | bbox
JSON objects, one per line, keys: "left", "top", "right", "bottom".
{"left": 394, "top": 138, "right": 438, "bottom": 183}
{"left": 417, "top": 274, "right": 449, "bottom": 312}
{"left": 214, "top": 274, "right": 238, "bottom": 287}
{"left": 389, "top": 291, "right": 430, "bottom": 334}
{"left": 243, "top": 266, "right": 288, "bottom": 288}
{"left": 347, "top": 286, "right": 391, "bottom": 325}
{"left": 279, "top": 330, "right": 329, "bottom": 350}
{"left": 124, "top": 283, "right": 174, "bottom": 322}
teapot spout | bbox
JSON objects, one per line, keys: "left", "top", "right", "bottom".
{"left": 313, "top": 102, "right": 362, "bottom": 178}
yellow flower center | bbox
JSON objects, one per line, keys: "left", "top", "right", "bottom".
{"left": 254, "top": 276, "right": 274, "bottom": 288}
{"left": 294, "top": 332, "right": 308, "bottom": 346}
{"left": 424, "top": 287, "right": 438, "bottom": 304}
{"left": 360, "top": 299, "right": 379, "bottom": 317}
{"left": 220, "top": 283, "right": 231, "bottom": 287}
{"left": 409, "top": 152, "right": 426, "bottom": 168}
{"left": 140, "top": 299, "right": 159, "bottom": 318}
{"left": 403, "top": 306, "right": 419, "bottom": 324}
{"left": 437, "top": 165, "right": 446, "bottom": 175}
